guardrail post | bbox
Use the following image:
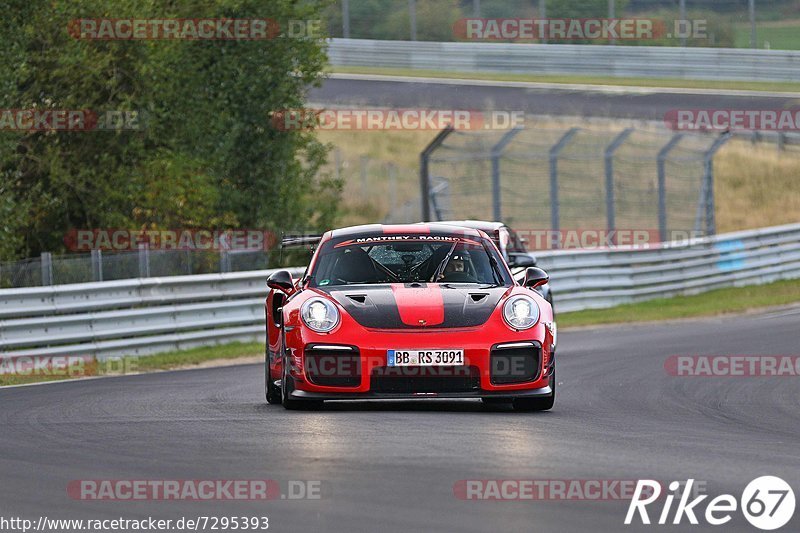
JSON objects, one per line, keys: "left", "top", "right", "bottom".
{"left": 702, "top": 133, "right": 731, "bottom": 237}
{"left": 657, "top": 133, "right": 683, "bottom": 242}
{"left": 490, "top": 126, "right": 523, "bottom": 222}
{"left": 40, "top": 252, "right": 53, "bottom": 286}
{"left": 604, "top": 128, "right": 633, "bottom": 239}
{"left": 420, "top": 126, "right": 454, "bottom": 221}
{"left": 138, "top": 244, "right": 150, "bottom": 278}
{"left": 549, "top": 128, "right": 579, "bottom": 249}
{"left": 91, "top": 249, "right": 103, "bottom": 282}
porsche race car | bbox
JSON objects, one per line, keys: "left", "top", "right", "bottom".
{"left": 265, "top": 224, "right": 556, "bottom": 411}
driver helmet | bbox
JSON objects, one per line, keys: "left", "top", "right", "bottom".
{"left": 445, "top": 253, "right": 465, "bottom": 274}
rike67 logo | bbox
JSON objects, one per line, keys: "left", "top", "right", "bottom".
{"left": 626, "top": 477, "right": 795, "bottom": 530}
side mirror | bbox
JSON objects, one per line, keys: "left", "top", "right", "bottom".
{"left": 523, "top": 267, "right": 549, "bottom": 288}
{"left": 267, "top": 270, "right": 296, "bottom": 295}
{"left": 508, "top": 252, "right": 536, "bottom": 268}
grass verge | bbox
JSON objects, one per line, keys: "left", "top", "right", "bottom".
{"left": 557, "top": 278, "right": 800, "bottom": 328}
{"left": 734, "top": 20, "right": 800, "bottom": 51}
{"left": 0, "top": 342, "right": 263, "bottom": 387}
{"left": 329, "top": 66, "right": 800, "bottom": 93}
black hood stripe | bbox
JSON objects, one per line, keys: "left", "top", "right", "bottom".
{"left": 319, "top": 284, "right": 506, "bottom": 329}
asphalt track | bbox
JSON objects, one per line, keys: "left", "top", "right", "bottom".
{"left": 310, "top": 74, "right": 800, "bottom": 120}
{"left": 2, "top": 306, "right": 799, "bottom": 532}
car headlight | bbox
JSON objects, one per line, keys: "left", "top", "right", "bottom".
{"left": 502, "top": 295, "right": 540, "bottom": 330}
{"left": 301, "top": 297, "right": 340, "bottom": 333}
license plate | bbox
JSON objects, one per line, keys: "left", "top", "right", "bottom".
{"left": 387, "top": 349, "right": 464, "bottom": 366}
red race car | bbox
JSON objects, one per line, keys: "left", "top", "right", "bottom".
{"left": 264, "top": 224, "right": 556, "bottom": 411}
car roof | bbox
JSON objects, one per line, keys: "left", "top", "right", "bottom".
{"left": 329, "top": 223, "right": 484, "bottom": 239}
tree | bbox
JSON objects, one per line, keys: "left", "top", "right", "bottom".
{"left": 0, "top": 0, "right": 339, "bottom": 261}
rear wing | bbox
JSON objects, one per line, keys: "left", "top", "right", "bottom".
{"left": 281, "top": 234, "right": 323, "bottom": 248}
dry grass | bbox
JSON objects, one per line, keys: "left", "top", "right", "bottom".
{"left": 318, "top": 117, "right": 800, "bottom": 232}
{"left": 715, "top": 139, "right": 800, "bottom": 232}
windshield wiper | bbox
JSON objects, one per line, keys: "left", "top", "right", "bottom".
{"left": 440, "top": 282, "right": 500, "bottom": 289}
{"left": 481, "top": 241, "right": 505, "bottom": 286}
{"left": 430, "top": 241, "right": 458, "bottom": 282}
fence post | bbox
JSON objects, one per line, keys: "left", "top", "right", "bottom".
{"left": 490, "top": 126, "right": 523, "bottom": 222}
{"left": 220, "top": 250, "right": 231, "bottom": 273}
{"left": 91, "top": 249, "right": 103, "bottom": 282}
{"left": 549, "top": 128, "right": 579, "bottom": 249}
{"left": 429, "top": 178, "right": 450, "bottom": 221}
{"left": 604, "top": 128, "right": 633, "bottom": 238}
{"left": 420, "top": 126, "right": 454, "bottom": 222}
{"left": 702, "top": 133, "right": 731, "bottom": 237}
{"left": 657, "top": 133, "right": 684, "bottom": 242}
{"left": 40, "top": 252, "right": 53, "bottom": 286}
{"left": 138, "top": 244, "right": 150, "bottom": 278}
{"left": 408, "top": 0, "right": 417, "bottom": 40}
{"left": 539, "top": 0, "right": 547, "bottom": 44}
{"left": 342, "top": 0, "right": 350, "bottom": 38}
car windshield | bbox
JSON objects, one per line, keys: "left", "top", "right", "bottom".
{"left": 309, "top": 236, "right": 509, "bottom": 287}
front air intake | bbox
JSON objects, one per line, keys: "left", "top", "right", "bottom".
{"left": 489, "top": 342, "right": 541, "bottom": 385}
{"left": 304, "top": 345, "right": 361, "bottom": 387}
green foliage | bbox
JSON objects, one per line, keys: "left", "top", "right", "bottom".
{"left": 0, "top": 0, "right": 340, "bottom": 261}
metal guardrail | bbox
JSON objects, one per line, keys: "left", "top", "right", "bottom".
{"left": 534, "top": 222, "right": 800, "bottom": 312}
{"left": 0, "top": 268, "right": 305, "bottom": 359}
{"left": 327, "top": 39, "right": 800, "bottom": 82}
{"left": 1, "top": 222, "right": 799, "bottom": 359}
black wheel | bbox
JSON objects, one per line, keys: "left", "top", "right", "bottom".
{"left": 265, "top": 325, "right": 281, "bottom": 404}
{"left": 512, "top": 370, "right": 556, "bottom": 412}
{"left": 281, "top": 348, "right": 323, "bottom": 411}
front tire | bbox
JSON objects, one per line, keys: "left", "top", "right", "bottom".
{"left": 265, "top": 326, "right": 281, "bottom": 404}
{"left": 265, "top": 358, "right": 281, "bottom": 404}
